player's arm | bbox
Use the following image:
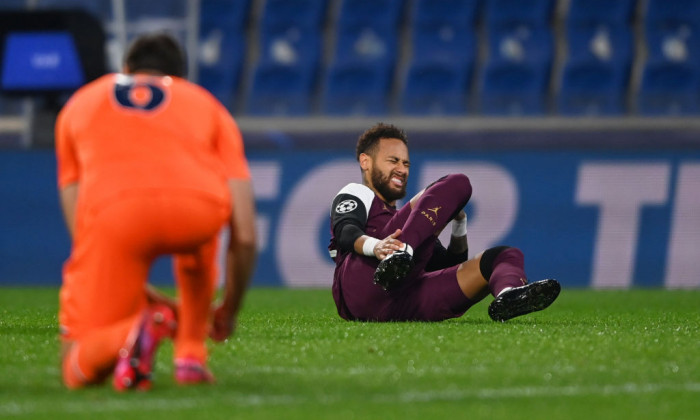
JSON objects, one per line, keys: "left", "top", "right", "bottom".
{"left": 331, "top": 188, "right": 403, "bottom": 260}
{"left": 210, "top": 178, "right": 257, "bottom": 342}
{"left": 425, "top": 210, "right": 469, "bottom": 271}
{"left": 59, "top": 183, "right": 79, "bottom": 240}
{"left": 447, "top": 210, "right": 468, "bottom": 255}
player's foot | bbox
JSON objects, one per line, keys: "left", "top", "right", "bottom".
{"left": 373, "top": 250, "right": 414, "bottom": 291}
{"left": 113, "top": 304, "right": 176, "bottom": 391}
{"left": 488, "top": 279, "right": 561, "bottom": 322}
{"left": 175, "top": 357, "right": 215, "bottom": 385}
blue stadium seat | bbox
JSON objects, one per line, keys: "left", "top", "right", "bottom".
{"left": 557, "top": 25, "right": 633, "bottom": 115}
{"left": 246, "top": 24, "right": 323, "bottom": 115}
{"left": 566, "top": 25, "right": 634, "bottom": 65}
{"left": 412, "top": 0, "right": 481, "bottom": 26}
{"left": 411, "top": 21, "right": 477, "bottom": 66}
{"left": 258, "top": 25, "right": 322, "bottom": 68}
{"left": 247, "top": 63, "right": 317, "bottom": 116}
{"left": 332, "top": 23, "right": 398, "bottom": 68}
{"left": 479, "top": 60, "right": 550, "bottom": 115}
{"left": 197, "top": 29, "right": 245, "bottom": 110}
{"left": 321, "top": 17, "right": 398, "bottom": 116}
{"left": 260, "top": 0, "right": 327, "bottom": 31}
{"left": 637, "top": 60, "right": 700, "bottom": 115}
{"left": 197, "top": 1, "right": 249, "bottom": 109}
{"left": 480, "top": 24, "right": 553, "bottom": 115}
{"left": 484, "top": 0, "right": 555, "bottom": 28}
{"left": 400, "top": 61, "right": 472, "bottom": 115}
{"left": 486, "top": 25, "right": 554, "bottom": 65}
{"left": 558, "top": 61, "right": 629, "bottom": 115}
{"left": 321, "top": 62, "right": 393, "bottom": 115}
{"left": 200, "top": 0, "right": 251, "bottom": 31}
{"left": 646, "top": 0, "right": 700, "bottom": 29}
{"left": 337, "top": 0, "right": 405, "bottom": 29}
{"left": 566, "top": 0, "right": 636, "bottom": 27}
{"left": 645, "top": 24, "right": 700, "bottom": 65}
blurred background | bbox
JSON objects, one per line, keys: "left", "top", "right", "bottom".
{"left": 1, "top": 0, "right": 699, "bottom": 290}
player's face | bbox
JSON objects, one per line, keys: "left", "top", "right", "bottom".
{"left": 369, "top": 138, "right": 410, "bottom": 204}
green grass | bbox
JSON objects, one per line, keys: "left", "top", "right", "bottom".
{"left": 1, "top": 287, "right": 699, "bottom": 419}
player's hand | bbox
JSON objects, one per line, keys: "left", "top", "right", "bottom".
{"left": 209, "top": 304, "right": 236, "bottom": 342}
{"left": 375, "top": 229, "right": 405, "bottom": 260}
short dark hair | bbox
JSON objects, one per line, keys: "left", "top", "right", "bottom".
{"left": 356, "top": 123, "right": 408, "bottom": 161}
{"left": 124, "top": 33, "right": 186, "bottom": 77}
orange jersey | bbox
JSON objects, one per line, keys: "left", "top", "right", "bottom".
{"left": 55, "top": 73, "right": 250, "bottom": 211}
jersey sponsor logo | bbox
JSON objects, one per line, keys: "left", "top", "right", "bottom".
{"left": 113, "top": 75, "right": 168, "bottom": 112}
{"left": 335, "top": 199, "right": 358, "bottom": 214}
{"left": 427, "top": 206, "right": 441, "bottom": 216}
{"left": 420, "top": 210, "right": 438, "bottom": 227}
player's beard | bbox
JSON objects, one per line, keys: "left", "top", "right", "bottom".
{"left": 371, "top": 167, "right": 406, "bottom": 202}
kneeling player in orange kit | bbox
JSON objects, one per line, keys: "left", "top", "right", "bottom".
{"left": 55, "top": 33, "right": 257, "bottom": 390}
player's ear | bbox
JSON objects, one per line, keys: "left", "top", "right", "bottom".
{"left": 359, "top": 153, "right": 371, "bottom": 171}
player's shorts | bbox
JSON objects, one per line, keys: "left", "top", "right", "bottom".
{"left": 333, "top": 252, "right": 474, "bottom": 322}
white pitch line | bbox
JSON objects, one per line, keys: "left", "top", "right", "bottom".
{"left": 1, "top": 382, "right": 698, "bottom": 416}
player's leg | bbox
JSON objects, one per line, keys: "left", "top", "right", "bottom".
{"left": 62, "top": 316, "right": 137, "bottom": 388}
{"left": 172, "top": 237, "right": 218, "bottom": 384}
{"left": 399, "top": 173, "right": 472, "bottom": 250}
{"left": 457, "top": 246, "right": 561, "bottom": 322}
{"left": 375, "top": 174, "right": 472, "bottom": 290}
{"left": 161, "top": 195, "right": 228, "bottom": 384}
{"left": 60, "top": 197, "right": 165, "bottom": 389}
{"left": 378, "top": 266, "right": 476, "bottom": 321}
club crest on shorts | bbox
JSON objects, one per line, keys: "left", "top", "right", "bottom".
{"left": 336, "top": 199, "right": 358, "bottom": 214}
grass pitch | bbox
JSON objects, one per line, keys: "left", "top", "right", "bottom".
{"left": 1, "top": 287, "right": 699, "bottom": 419}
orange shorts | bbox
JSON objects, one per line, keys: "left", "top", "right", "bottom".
{"left": 59, "top": 190, "right": 229, "bottom": 340}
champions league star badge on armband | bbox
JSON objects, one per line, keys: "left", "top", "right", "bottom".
{"left": 335, "top": 199, "right": 358, "bottom": 214}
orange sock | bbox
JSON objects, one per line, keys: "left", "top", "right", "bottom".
{"left": 62, "top": 315, "right": 139, "bottom": 389}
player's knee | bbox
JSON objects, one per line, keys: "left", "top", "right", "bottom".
{"left": 442, "top": 174, "right": 472, "bottom": 200}
{"left": 479, "top": 246, "right": 523, "bottom": 281}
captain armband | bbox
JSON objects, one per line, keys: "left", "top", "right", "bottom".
{"left": 362, "top": 237, "right": 380, "bottom": 257}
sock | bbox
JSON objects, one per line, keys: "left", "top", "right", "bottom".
{"left": 400, "top": 174, "right": 472, "bottom": 251}
{"left": 488, "top": 248, "right": 528, "bottom": 297}
{"left": 62, "top": 314, "right": 139, "bottom": 388}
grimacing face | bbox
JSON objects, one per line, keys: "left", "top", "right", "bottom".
{"left": 367, "top": 138, "right": 410, "bottom": 204}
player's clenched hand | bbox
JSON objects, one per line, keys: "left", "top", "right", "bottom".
{"left": 209, "top": 305, "right": 236, "bottom": 342}
{"left": 375, "top": 229, "right": 405, "bottom": 260}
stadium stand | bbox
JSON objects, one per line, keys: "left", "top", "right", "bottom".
{"left": 638, "top": 0, "right": 700, "bottom": 115}
{"left": 565, "top": 0, "right": 636, "bottom": 27}
{"left": 484, "top": 0, "right": 555, "bottom": 29}
{"left": 247, "top": 0, "right": 325, "bottom": 115}
{"left": 336, "top": 0, "right": 405, "bottom": 29}
{"left": 6, "top": 0, "right": 700, "bottom": 119}
{"left": 197, "top": 0, "right": 249, "bottom": 110}
{"left": 321, "top": 1, "right": 402, "bottom": 116}
{"left": 400, "top": 0, "right": 478, "bottom": 115}
{"left": 557, "top": 25, "right": 634, "bottom": 115}
{"left": 259, "top": 0, "right": 328, "bottom": 32}
{"left": 479, "top": 25, "right": 554, "bottom": 115}
{"left": 412, "top": 0, "right": 481, "bottom": 26}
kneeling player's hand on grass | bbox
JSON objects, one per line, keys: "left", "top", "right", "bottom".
{"left": 210, "top": 305, "right": 236, "bottom": 342}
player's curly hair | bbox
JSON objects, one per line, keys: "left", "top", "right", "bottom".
{"left": 124, "top": 33, "right": 186, "bottom": 77}
{"left": 356, "top": 123, "right": 408, "bottom": 161}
